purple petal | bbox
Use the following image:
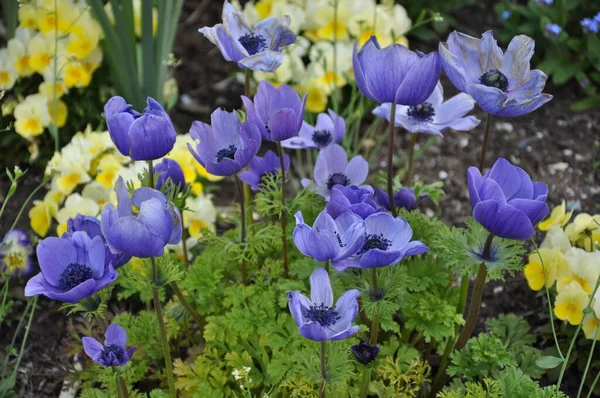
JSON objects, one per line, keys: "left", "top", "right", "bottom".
{"left": 314, "top": 144, "right": 347, "bottom": 184}
{"left": 287, "top": 290, "right": 312, "bottom": 327}
{"left": 508, "top": 198, "right": 549, "bottom": 225}
{"left": 353, "top": 39, "right": 377, "bottom": 102}
{"left": 137, "top": 198, "right": 172, "bottom": 243}
{"left": 473, "top": 200, "right": 534, "bottom": 240}
{"left": 104, "top": 324, "right": 127, "bottom": 346}
{"left": 107, "top": 217, "right": 166, "bottom": 258}
{"left": 36, "top": 237, "right": 77, "bottom": 287}
{"left": 328, "top": 325, "right": 360, "bottom": 341}
{"left": 466, "top": 83, "right": 508, "bottom": 116}
{"left": 395, "top": 51, "right": 441, "bottom": 106}
{"left": 486, "top": 158, "right": 521, "bottom": 199}
{"left": 333, "top": 289, "right": 360, "bottom": 331}
{"left": 115, "top": 177, "right": 133, "bottom": 218}
{"left": 533, "top": 182, "right": 548, "bottom": 201}
{"left": 298, "top": 322, "right": 329, "bottom": 341}
{"left": 403, "top": 240, "right": 429, "bottom": 256}
{"left": 310, "top": 268, "right": 333, "bottom": 307}
{"left": 82, "top": 337, "right": 103, "bottom": 360}
{"left": 128, "top": 100, "right": 176, "bottom": 160}
{"left": 478, "top": 179, "right": 507, "bottom": 203}
{"left": 478, "top": 31, "right": 503, "bottom": 72}
{"left": 267, "top": 108, "right": 299, "bottom": 142}
{"left": 359, "top": 249, "right": 403, "bottom": 268}
{"left": 467, "top": 167, "right": 483, "bottom": 206}
{"left": 434, "top": 93, "right": 476, "bottom": 124}
{"left": 501, "top": 35, "right": 534, "bottom": 84}
{"left": 344, "top": 156, "right": 368, "bottom": 186}
{"left": 210, "top": 108, "right": 243, "bottom": 148}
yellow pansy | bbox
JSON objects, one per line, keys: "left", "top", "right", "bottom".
{"left": 565, "top": 213, "right": 600, "bottom": 251}
{"left": 301, "top": 80, "right": 329, "bottom": 113}
{"left": 39, "top": 78, "right": 67, "bottom": 99}
{"left": 14, "top": 94, "right": 51, "bottom": 139}
{"left": 348, "top": 2, "right": 411, "bottom": 47}
{"left": 191, "top": 182, "right": 204, "bottom": 196}
{"left": 539, "top": 201, "right": 573, "bottom": 231}
{"left": 66, "top": 13, "right": 102, "bottom": 60}
{"left": 166, "top": 135, "right": 199, "bottom": 183}
{"left": 27, "top": 33, "right": 64, "bottom": 75}
{"left": 55, "top": 194, "right": 100, "bottom": 236}
{"left": 305, "top": 0, "right": 361, "bottom": 42}
{"left": 83, "top": 47, "right": 103, "bottom": 74}
{"left": 64, "top": 62, "right": 91, "bottom": 88}
{"left": 18, "top": 4, "right": 38, "bottom": 29}
{"left": 184, "top": 194, "right": 217, "bottom": 238}
{"left": 82, "top": 181, "right": 113, "bottom": 209}
{"left": 0, "top": 49, "right": 18, "bottom": 91}
{"left": 48, "top": 99, "right": 68, "bottom": 127}
{"left": 583, "top": 299, "right": 600, "bottom": 340}
{"left": 52, "top": 145, "right": 93, "bottom": 195}
{"left": 36, "top": 0, "right": 79, "bottom": 35}
{"left": 96, "top": 154, "right": 125, "bottom": 189}
{"left": 7, "top": 27, "right": 34, "bottom": 77}
{"left": 29, "top": 191, "right": 60, "bottom": 237}
{"left": 554, "top": 280, "right": 589, "bottom": 325}
{"left": 523, "top": 248, "right": 567, "bottom": 291}
{"left": 71, "top": 127, "right": 115, "bottom": 159}
{"left": 557, "top": 248, "right": 600, "bottom": 294}
{"left": 541, "top": 226, "right": 572, "bottom": 254}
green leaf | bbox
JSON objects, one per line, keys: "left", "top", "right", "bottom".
{"left": 535, "top": 356, "right": 563, "bottom": 369}
{"left": 570, "top": 96, "right": 600, "bottom": 111}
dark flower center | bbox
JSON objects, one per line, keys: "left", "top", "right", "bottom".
{"left": 303, "top": 303, "right": 340, "bottom": 327}
{"left": 59, "top": 263, "right": 93, "bottom": 291}
{"left": 480, "top": 69, "right": 509, "bottom": 92}
{"left": 100, "top": 344, "right": 126, "bottom": 365}
{"left": 407, "top": 102, "right": 435, "bottom": 123}
{"left": 239, "top": 32, "right": 267, "bottom": 55}
{"left": 352, "top": 339, "right": 380, "bottom": 365}
{"left": 216, "top": 144, "right": 237, "bottom": 162}
{"left": 327, "top": 173, "right": 350, "bottom": 190}
{"left": 312, "top": 130, "right": 333, "bottom": 148}
{"left": 358, "top": 233, "right": 391, "bottom": 255}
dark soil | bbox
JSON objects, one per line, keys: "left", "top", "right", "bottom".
{"left": 1, "top": 0, "right": 598, "bottom": 396}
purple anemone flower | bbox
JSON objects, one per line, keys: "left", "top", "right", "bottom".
{"left": 281, "top": 109, "right": 345, "bottom": 150}
{"left": 353, "top": 36, "right": 441, "bottom": 106}
{"left": 581, "top": 18, "right": 599, "bottom": 34}
{"left": 301, "top": 144, "right": 370, "bottom": 200}
{"left": 293, "top": 210, "right": 365, "bottom": 262}
{"left": 439, "top": 31, "right": 553, "bottom": 117}
{"left": 468, "top": 157, "right": 549, "bottom": 241}
{"left": 287, "top": 267, "right": 360, "bottom": 341}
{"left": 326, "top": 185, "right": 382, "bottom": 220}
{"left": 0, "top": 229, "right": 33, "bottom": 277}
{"left": 187, "top": 108, "right": 261, "bottom": 177}
{"left": 545, "top": 23, "right": 562, "bottom": 37}
{"left": 242, "top": 81, "right": 307, "bottom": 142}
{"left": 24, "top": 232, "right": 118, "bottom": 303}
{"left": 101, "top": 177, "right": 182, "bottom": 258}
{"left": 374, "top": 187, "right": 418, "bottom": 211}
{"left": 352, "top": 339, "right": 380, "bottom": 365}
{"left": 199, "top": 1, "right": 296, "bottom": 72}
{"left": 82, "top": 323, "right": 136, "bottom": 368}
{"left": 372, "top": 83, "right": 480, "bottom": 136}
{"left": 104, "top": 96, "right": 176, "bottom": 161}
{"left": 154, "top": 158, "right": 186, "bottom": 190}
{"left": 238, "top": 150, "right": 290, "bottom": 190}
{"left": 64, "top": 215, "right": 131, "bottom": 269}
{"left": 332, "top": 212, "right": 428, "bottom": 271}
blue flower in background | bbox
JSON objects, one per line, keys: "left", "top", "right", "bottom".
{"left": 281, "top": 109, "right": 345, "bottom": 150}
{"left": 101, "top": 177, "right": 182, "bottom": 258}
{"left": 242, "top": 81, "right": 307, "bottom": 142}
{"left": 25, "top": 232, "right": 118, "bottom": 303}
{"left": 293, "top": 210, "right": 365, "bottom": 262}
{"left": 0, "top": 229, "right": 33, "bottom": 277}
{"left": 83, "top": 324, "right": 136, "bottom": 367}
{"left": 374, "top": 187, "right": 418, "bottom": 211}
{"left": 199, "top": 0, "right": 296, "bottom": 72}
{"left": 64, "top": 215, "right": 131, "bottom": 269}
{"left": 372, "top": 83, "right": 480, "bottom": 136}
{"left": 188, "top": 109, "right": 261, "bottom": 177}
{"left": 287, "top": 268, "right": 360, "bottom": 341}
{"left": 439, "top": 31, "right": 553, "bottom": 117}
{"left": 154, "top": 158, "right": 186, "bottom": 191}
{"left": 545, "top": 23, "right": 562, "bottom": 36}
{"left": 581, "top": 18, "right": 599, "bottom": 34}
{"left": 468, "top": 157, "right": 549, "bottom": 240}
{"left": 301, "top": 144, "right": 370, "bottom": 200}
{"left": 353, "top": 36, "right": 441, "bottom": 105}
{"left": 239, "top": 150, "right": 290, "bottom": 190}
{"left": 501, "top": 11, "right": 511, "bottom": 20}
{"left": 332, "top": 212, "right": 428, "bottom": 271}
{"left": 104, "top": 96, "right": 177, "bottom": 161}
{"left": 536, "top": 0, "right": 553, "bottom": 4}
{"left": 326, "top": 185, "right": 382, "bottom": 220}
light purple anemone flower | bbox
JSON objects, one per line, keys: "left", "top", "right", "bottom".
{"left": 101, "top": 177, "right": 182, "bottom": 258}
{"left": 199, "top": 0, "right": 296, "bottom": 72}
{"left": 293, "top": 210, "right": 365, "bottom": 262}
{"left": 82, "top": 324, "right": 136, "bottom": 368}
{"left": 353, "top": 36, "right": 441, "bottom": 106}
{"left": 439, "top": 31, "right": 553, "bottom": 117}
{"left": 24, "top": 232, "right": 118, "bottom": 303}
{"left": 242, "top": 81, "right": 307, "bottom": 142}
{"left": 301, "top": 144, "right": 369, "bottom": 200}
{"left": 468, "top": 157, "right": 549, "bottom": 240}
{"left": 332, "top": 212, "right": 428, "bottom": 271}
{"left": 374, "top": 187, "right": 418, "bottom": 211}
{"left": 0, "top": 229, "right": 34, "bottom": 277}
{"left": 238, "top": 150, "right": 290, "bottom": 190}
{"left": 326, "top": 185, "right": 383, "bottom": 220}
{"left": 187, "top": 108, "right": 261, "bottom": 177}
{"left": 281, "top": 109, "right": 345, "bottom": 150}
{"left": 372, "top": 83, "right": 480, "bottom": 136}
{"left": 287, "top": 268, "right": 360, "bottom": 341}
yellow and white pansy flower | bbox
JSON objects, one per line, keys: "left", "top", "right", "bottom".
{"left": 557, "top": 247, "right": 600, "bottom": 294}
{"left": 184, "top": 194, "right": 217, "bottom": 239}
{"left": 28, "top": 190, "right": 61, "bottom": 237}
{"left": 14, "top": 93, "right": 51, "bottom": 139}
{"left": 7, "top": 27, "right": 34, "bottom": 77}
{"left": 541, "top": 226, "right": 572, "bottom": 254}
{"left": 0, "top": 49, "right": 18, "bottom": 91}
{"left": 55, "top": 193, "right": 100, "bottom": 236}
{"left": 554, "top": 280, "right": 589, "bottom": 326}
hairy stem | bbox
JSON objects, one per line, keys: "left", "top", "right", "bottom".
{"left": 359, "top": 366, "right": 371, "bottom": 398}
{"left": 405, "top": 133, "right": 417, "bottom": 187}
{"left": 386, "top": 102, "right": 398, "bottom": 217}
{"left": 277, "top": 142, "right": 289, "bottom": 278}
{"left": 234, "top": 174, "right": 248, "bottom": 284}
{"left": 369, "top": 268, "right": 380, "bottom": 345}
{"left": 171, "top": 281, "right": 204, "bottom": 343}
{"left": 320, "top": 341, "right": 327, "bottom": 398}
{"left": 577, "top": 327, "right": 599, "bottom": 398}
{"left": 478, "top": 113, "right": 493, "bottom": 171}
{"left": 118, "top": 376, "right": 129, "bottom": 398}
{"left": 180, "top": 211, "right": 190, "bottom": 269}
{"left": 147, "top": 160, "right": 155, "bottom": 188}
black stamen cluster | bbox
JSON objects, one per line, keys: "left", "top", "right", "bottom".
{"left": 216, "top": 144, "right": 237, "bottom": 162}
{"left": 59, "top": 263, "right": 93, "bottom": 291}
{"left": 358, "top": 233, "right": 391, "bottom": 255}
{"left": 327, "top": 173, "right": 350, "bottom": 190}
{"left": 407, "top": 102, "right": 435, "bottom": 123}
{"left": 312, "top": 130, "right": 333, "bottom": 148}
{"left": 238, "top": 33, "right": 267, "bottom": 55}
{"left": 303, "top": 303, "right": 340, "bottom": 327}
{"left": 480, "top": 69, "right": 509, "bottom": 92}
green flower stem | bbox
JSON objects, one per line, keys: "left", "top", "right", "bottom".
{"left": 577, "top": 327, "right": 599, "bottom": 398}
{"left": 118, "top": 376, "right": 129, "bottom": 398}
{"left": 386, "top": 102, "right": 398, "bottom": 217}
{"left": 170, "top": 281, "right": 204, "bottom": 343}
{"left": 405, "top": 133, "right": 417, "bottom": 187}
{"left": 369, "top": 268, "right": 380, "bottom": 345}
{"left": 324, "top": 260, "right": 330, "bottom": 273}
{"left": 587, "top": 370, "right": 600, "bottom": 398}
{"left": 150, "top": 257, "right": 176, "bottom": 397}
{"left": 234, "top": 174, "right": 248, "bottom": 285}
{"left": 180, "top": 211, "right": 190, "bottom": 269}
{"left": 1, "top": 298, "right": 33, "bottom": 379}
{"left": 147, "top": 160, "right": 155, "bottom": 187}
{"left": 276, "top": 142, "right": 290, "bottom": 278}
{"left": 9, "top": 174, "right": 51, "bottom": 231}
{"left": 320, "top": 341, "right": 327, "bottom": 398}
{"left": 478, "top": 113, "right": 493, "bottom": 171}
{"left": 359, "top": 366, "right": 371, "bottom": 398}
{"left": 10, "top": 296, "right": 37, "bottom": 383}
{"left": 115, "top": 376, "right": 122, "bottom": 398}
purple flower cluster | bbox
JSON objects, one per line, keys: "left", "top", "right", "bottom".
{"left": 83, "top": 324, "right": 136, "bottom": 367}
{"left": 581, "top": 13, "right": 600, "bottom": 34}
